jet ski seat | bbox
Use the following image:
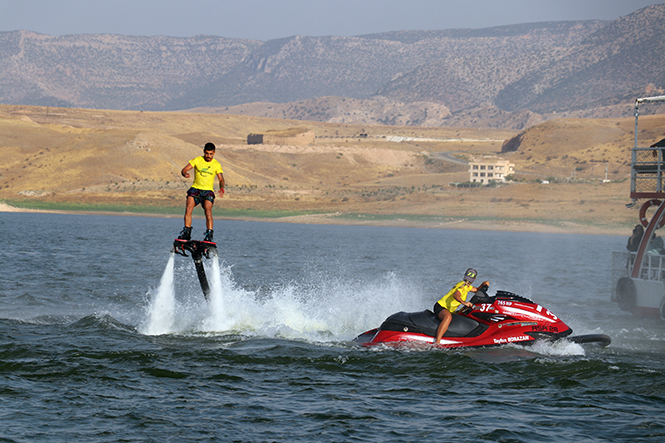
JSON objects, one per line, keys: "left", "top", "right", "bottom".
{"left": 380, "top": 310, "right": 487, "bottom": 338}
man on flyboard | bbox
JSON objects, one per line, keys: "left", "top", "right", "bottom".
{"left": 177, "top": 142, "right": 225, "bottom": 243}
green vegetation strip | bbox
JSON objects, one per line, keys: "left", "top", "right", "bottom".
{"left": 2, "top": 200, "right": 319, "bottom": 219}
{"left": 4, "top": 200, "right": 182, "bottom": 215}
{"left": 2, "top": 200, "right": 632, "bottom": 230}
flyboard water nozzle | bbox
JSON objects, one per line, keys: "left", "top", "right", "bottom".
{"left": 172, "top": 239, "right": 219, "bottom": 300}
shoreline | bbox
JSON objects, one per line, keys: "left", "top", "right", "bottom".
{"left": 0, "top": 202, "right": 629, "bottom": 236}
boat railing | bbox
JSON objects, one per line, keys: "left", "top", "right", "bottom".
{"left": 611, "top": 250, "right": 665, "bottom": 299}
{"left": 631, "top": 147, "right": 665, "bottom": 197}
{"left": 630, "top": 94, "right": 665, "bottom": 200}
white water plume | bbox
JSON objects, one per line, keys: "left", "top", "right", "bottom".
{"left": 201, "top": 255, "right": 231, "bottom": 330}
{"left": 213, "top": 270, "right": 423, "bottom": 342}
{"left": 140, "top": 253, "right": 176, "bottom": 335}
{"left": 139, "top": 253, "right": 425, "bottom": 341}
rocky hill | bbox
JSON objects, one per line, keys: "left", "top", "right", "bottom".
{"left": 1, "top": 4, "right": 664, "bottom": 129}
{"left": 494, "top": 4, "right": 665, "bottom": 113}
{"left": 0, "top": 32, "right": 261, "bottom": 109}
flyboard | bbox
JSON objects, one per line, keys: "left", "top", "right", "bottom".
{"left": 172, "top": 238, "right": 218, "bottom": 300}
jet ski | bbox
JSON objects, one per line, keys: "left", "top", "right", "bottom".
{"left": 354, "top": 289, "right": 611, "bottom": 348}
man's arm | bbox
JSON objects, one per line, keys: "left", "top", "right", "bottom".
{"left": 470, "top": 281, "right": 490, "bottom": 292}
{"left": 453, "top": 290, "right": 471, "bottom": 307}
{"left": 181, "top": 163, "right": 193, "bottom": 178}
{"left": 217, "top": 173, "right": 225, "bottom": 197}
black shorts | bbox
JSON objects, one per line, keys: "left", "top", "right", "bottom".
{"left": 433, "top": 303, "right": 447, "bottom": 316}
{"left": 187, "top": 187, "right": 215, "bottom": 206}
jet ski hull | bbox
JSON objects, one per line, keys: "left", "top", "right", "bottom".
{"left": 354, "top": 290, "right": 591, "bottom": 349}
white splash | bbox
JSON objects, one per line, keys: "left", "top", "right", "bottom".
{"left": 139, "top": 254, "right": 424, "bottom": 341}
{"left": 201, "top": 255, "right": 231, "bottom": 330}
{"left": 530, "top": 338, "right": 585, "bottom": 356}
{"left": 139, "top": 253, "right": 176, "bottom": 335}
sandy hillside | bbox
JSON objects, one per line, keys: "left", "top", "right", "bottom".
{"left": 1, "top": 104, "right": 664, "bottom": 234}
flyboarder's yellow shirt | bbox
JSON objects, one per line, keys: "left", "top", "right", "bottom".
{"left": 189, "top": 156, "right": 223, "bottom": 191}
{"left": 436, "top": 281, "right": 473, "bottom": 313}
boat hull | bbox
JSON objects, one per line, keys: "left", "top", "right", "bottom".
{"left": 615, "top": 276, "right": 665, "bottom": 319}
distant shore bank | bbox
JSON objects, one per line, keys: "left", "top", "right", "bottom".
{"left": 1, "top": 201, "right": 629, "bottom": 236}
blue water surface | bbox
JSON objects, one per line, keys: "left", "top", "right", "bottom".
{"left": 1, "top": 212, "right": 664, "bottom": 442}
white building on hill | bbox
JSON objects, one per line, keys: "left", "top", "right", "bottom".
{"left": 469, "top": 159, "right": 515, "bottom": 184}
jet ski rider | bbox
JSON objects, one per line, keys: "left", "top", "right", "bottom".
{"left": 433, "top": 268, "right": 489, "bottom": 345}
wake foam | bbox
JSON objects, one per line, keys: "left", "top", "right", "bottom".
{"left": 139, "top": 253, "right": 176, "bottom": 335}
{"left": 530, "top": 339, "right": 585, "bottom": 356}
{"left": 139, "top": 253, "right": 424, "bottom": 341}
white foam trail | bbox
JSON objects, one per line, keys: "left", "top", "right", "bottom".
{"left": 200, "top": 270, "right": 424, "bottom": 341}
{"left": 139, "top": 253, "right": 176, "bottom": 335}
{"left": 531, "top": 339, "right": 585, "bottom": 356}
{"left": 139, "top": 254, "right": 427, "bottom": 340}
{"left": 202, "top": 255, "right": 230, "bottom": 330}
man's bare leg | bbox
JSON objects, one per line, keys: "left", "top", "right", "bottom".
{"left": 202, "top": 199, "right": 214, "bottom": 242}
{"left": 435, "top": 309, "right": 452, "bottom": 344}
{"left": 184, "top": 196, "right": 196, "bottom": 227}
{"left": 202, "top": 199, "right": 213, "bottom": 230}
{"left": 178, "top": 196, "right": 196, "bottom": 240}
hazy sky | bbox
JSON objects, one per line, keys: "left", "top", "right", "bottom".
{"left": 1, "top": 0, "right": 662, "bottom": 41}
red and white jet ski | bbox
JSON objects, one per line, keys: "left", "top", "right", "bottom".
{"left": 354, "top": 290, "right": 610, "bottom": 348}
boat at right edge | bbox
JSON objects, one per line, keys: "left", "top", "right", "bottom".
{"left": 612, "top": 95, "right": 665, "bottom": 321}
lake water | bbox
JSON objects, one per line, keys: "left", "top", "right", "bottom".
{"left": 1, "top": 212, "right": 664, "bottom": 442}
